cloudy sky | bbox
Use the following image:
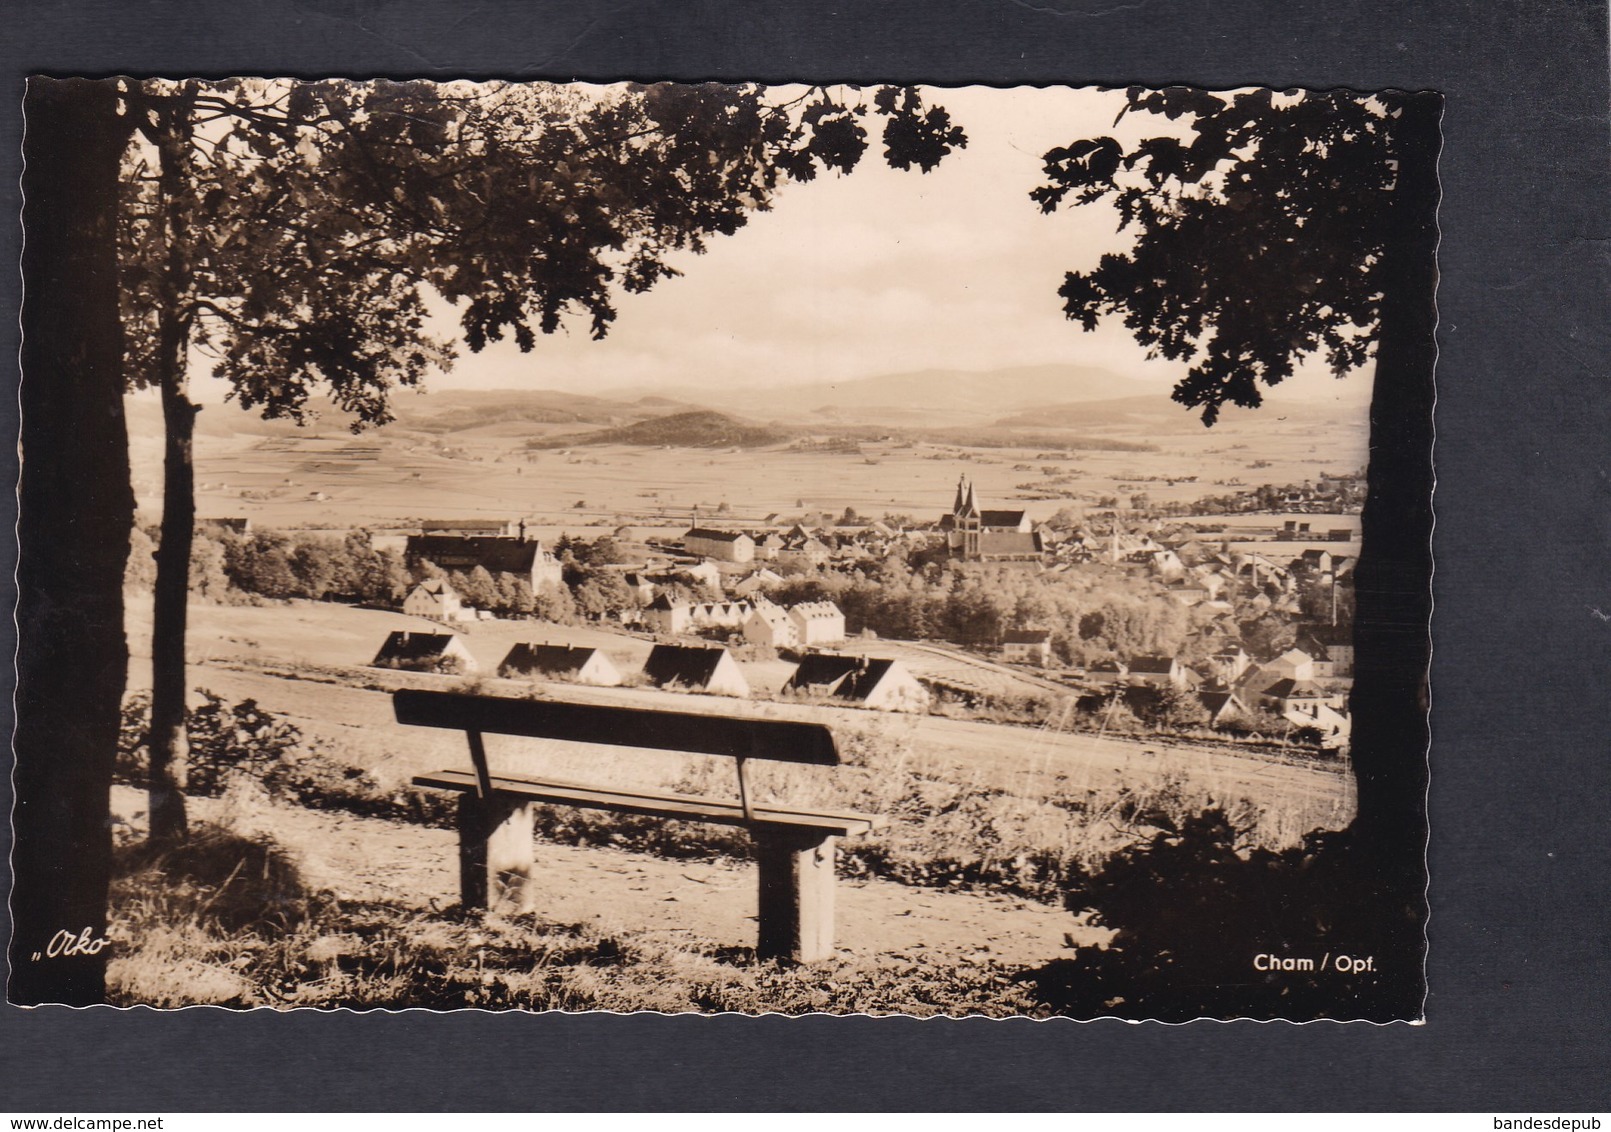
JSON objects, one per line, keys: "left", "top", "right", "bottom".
{"left": 191, "top": 83, "right": 1376, "bottom": 413}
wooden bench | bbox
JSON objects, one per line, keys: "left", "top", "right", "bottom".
{"left": 394, "top": 689, "right": 880, "bottom": 962}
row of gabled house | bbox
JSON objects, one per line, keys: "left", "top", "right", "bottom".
{"left": 681, "top": 523, "right": 917, "bottom": 567}
{"left": 402, "top": 532, "right": 566, "bottom": 592}
{"left": 639, "top": 595, "right": 848, "bottom": 649}
{"left": 399, "top": 557, "right": 802, "bottom": 631}
{"left": 640, "top": 595, "right": 756, "bottom": 635}
{"left": 1089, "top": 635, "right": 1352, "bottom": 693}
{"left": 369, "top": 631, "right": 926, "bottom": 713}
{"left": 1084, "top": 638, "right": 1354, "bottom": 746}
{"left": 618, "top": 562, "right": 786, "bottom": 606}
{"left": 1047, "top": 523, "right": 1355, "bottom": 585}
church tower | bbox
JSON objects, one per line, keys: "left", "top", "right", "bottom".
{"left": 951, "top": 475, "right": 981, "bottom": 560}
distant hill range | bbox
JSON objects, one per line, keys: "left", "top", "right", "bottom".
{"left": 992, "top": 395, "right": 1187, "bottom": 431}
{"left": 992, "top": 393, "right": 1367, "bottom": 433}
{"left": 135, "top": 387, "right": 711, "bottom": 442}
{"left": 634, "top": 363, "right": 1157, "bottom": 425}
{"left": 385, "top": 389, "right": 708, "bottom": 433}
{"left": 129, "top": 360, "right": 1369, "bottom": 446}
{"left": 527, "top": 409, "right": 790, "bottom": 449}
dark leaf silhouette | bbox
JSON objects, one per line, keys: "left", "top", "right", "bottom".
{"left": 1033, "top": 88, "right": 1418, "bottom": 424}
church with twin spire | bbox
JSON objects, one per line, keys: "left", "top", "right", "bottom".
{"left": 939, "top": 476, "right": 1044, "bottom": 562}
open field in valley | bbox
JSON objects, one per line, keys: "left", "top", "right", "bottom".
{"left": 129, "top": 392, "right": 1370, "bottom": 537}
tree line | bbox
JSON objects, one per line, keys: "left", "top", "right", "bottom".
{"left": 125, "top": 526, "right": 643, "bottom": 622}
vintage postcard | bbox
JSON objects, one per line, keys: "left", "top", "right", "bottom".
{"left": 12, "top": 77, "right": 1435, "bottom": 1020}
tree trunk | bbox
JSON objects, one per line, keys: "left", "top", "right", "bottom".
{"left": 148, "top": 374, "right": 198, "bottom": 842}
{"left": 1343, "top": 91, "right": 1441, "bottom": 1009}
{"left": 11, "top": 78, "right": 136, "bottom": 1005}
{"left": 146, "top": 95, "right": 198, "bottom": 844}
{"left": 1351, "top": 92, "right": 1440, "bottom": 839}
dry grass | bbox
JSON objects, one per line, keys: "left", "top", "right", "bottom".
{"left": 105, "top": 693, "right": 1354, "bottom": 1014}
{"left": 365, "top": 711, "right": 1346, "bottom": 901}
{"left": 106, "top": 817, "right": 1039, "bottom": 1016}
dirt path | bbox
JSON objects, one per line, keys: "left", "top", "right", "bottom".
{"left": 111, "top": 786, "right": 1094, "bottom": 970}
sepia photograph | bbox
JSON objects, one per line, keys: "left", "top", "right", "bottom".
{"left": 12, "top": 76, "right": 1436, "bottom": 1021}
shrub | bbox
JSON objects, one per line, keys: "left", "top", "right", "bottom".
{"left": 373, "top": 653, "right": 469, "bottom": 676}
{"left": 117, "top": 690, "right": 458, "bottom": 828}
{"left": 118, "top": 690, "right": 302, "bottom": 797}
{"left": 1015, "top": 813, "right": 1416, "bottom": 1022}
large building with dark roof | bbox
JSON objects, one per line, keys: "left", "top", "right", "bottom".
{"left": 404, "top": 534, "right": 565, "bottom": 591}
{"left": 420, "top": 518, "right": 518, "bottom": 537}
{"left": 682, "top": 527, "right": 756, "bottom": 563}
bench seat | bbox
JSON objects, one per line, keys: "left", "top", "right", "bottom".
{"left": 413, "top": 770, "right": 879, "bottom": 837}
{"left": 395, "top": 690, "right": 874, "bottom": 960}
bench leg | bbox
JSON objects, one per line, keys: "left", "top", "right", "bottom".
{"left": 457, "top": 795, "right": 535, "bottom": 915}
{"left": 754, "top": 828, "right": 836, "bottom": 963}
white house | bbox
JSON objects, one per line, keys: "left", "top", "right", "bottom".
{"left": 731, "top": 568, "right": 784, "bottom": 598}
{"left": 776, "top": 537, "right": 831, "bottom": 568}
{"left": 1001, "top": 628, "right": 1053, "bottom": 666}
{"left": 1279, "top": 698, "right": 1352, "bottom": 749}
{"left": 642, "top": 595, "right": 693, "bottom": 635}
{"left": 1198, "top": 689, "right": 1252, "bottom": 727}
{"left": 1127, "top": 655, "right": 1196, "bottom": 690}
{"left": 403, "top": 578, "right": 474, "bottom": 622}
{"left": 743, "top": 602, "right": 798, "bottom": 649}
{"left": 642, "top": 644, "right": 750, "bottom": 697}
{"left": 621, "top": 572, "right": 658, "bottom": 605}
{"left": 752, "top": 533, "right": 786, "bottom": 561}
{"left": 1148, "top": 549, "right": 1186, "bottom": 582}
{"left": 654, "top": 560, "right": 723, "bottom": 590}
{"left": 371, "top": 631, "right": 477, "bottom": 674}
{"left": 1253, "top": 647, "right": 1318, "bottom": 686}
{"left": 785, "top": 654, "right": 929, "bottom": 713}
{"left": 498, "top": 643, "right": 622, "bottom": 687}
{"left": 1207, "top": 646, "right": 1253, "bottom": 687}
{"left": 1297, "top": 625, "right": 1356, "bottom": 678}
{"left": 787, "top": 601, "right": 845, "bottom": 646}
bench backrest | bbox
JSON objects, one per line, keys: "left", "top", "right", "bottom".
{"left": 393, "top": 689, "right": 840, "bottom": 765}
